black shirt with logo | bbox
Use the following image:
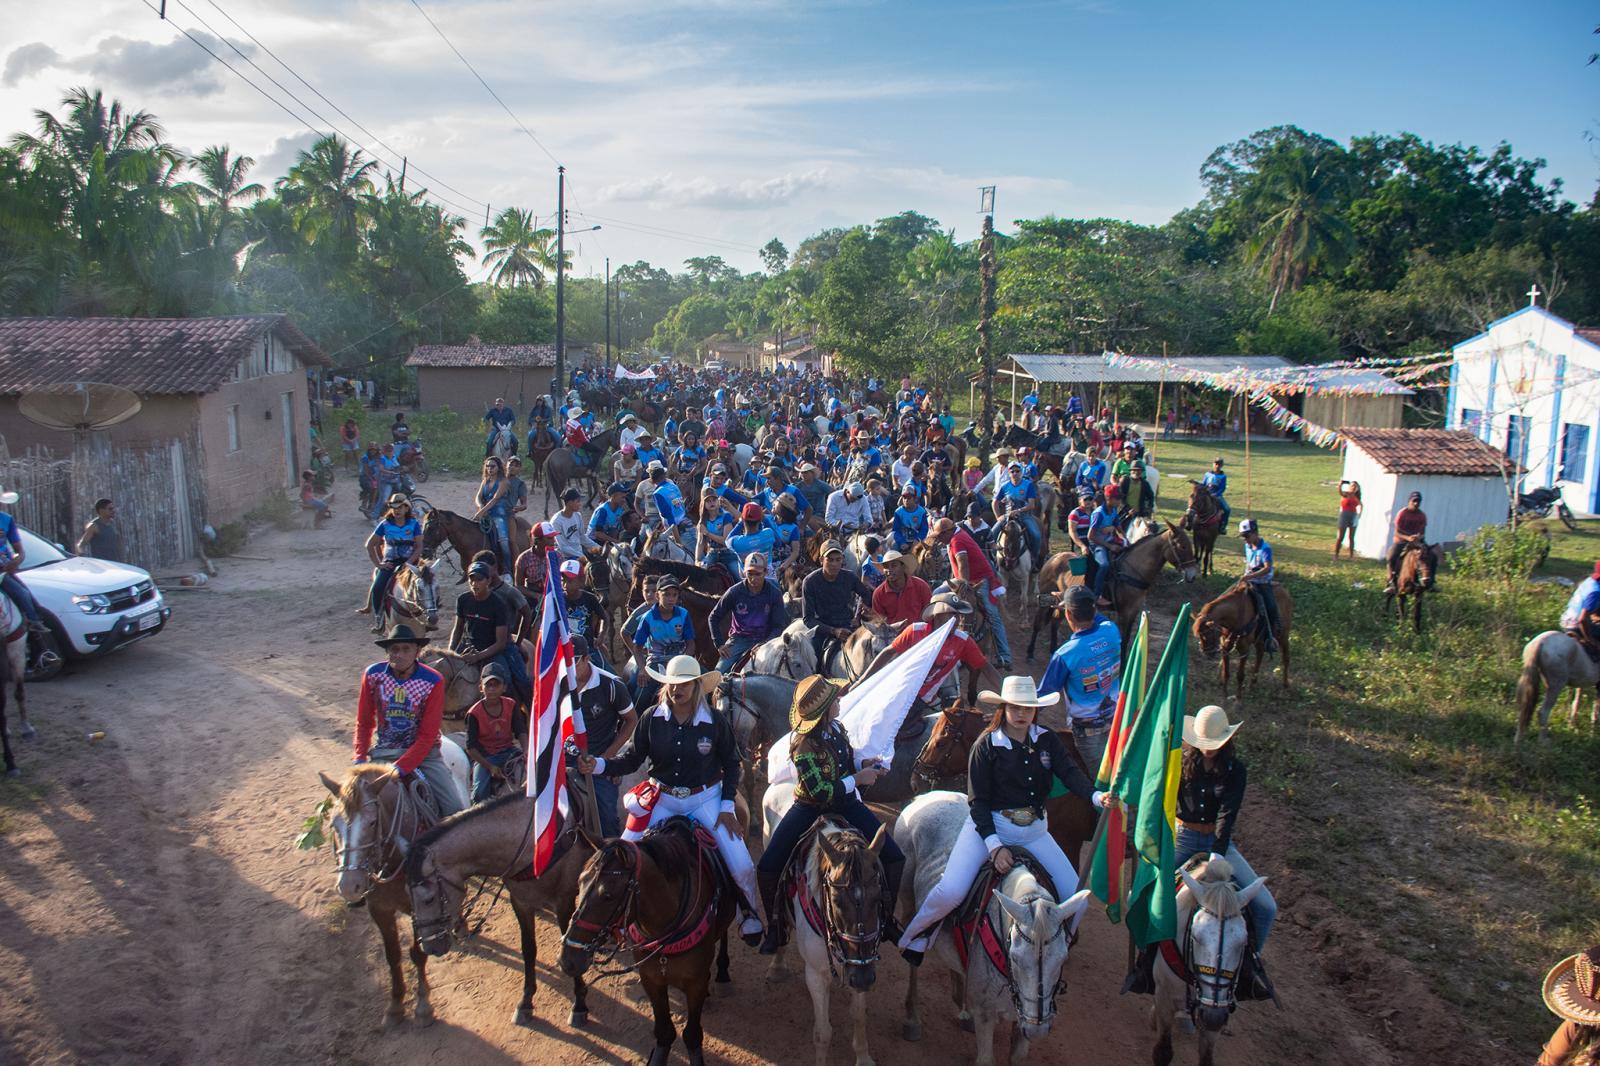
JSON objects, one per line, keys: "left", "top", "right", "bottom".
{"left": 456, "top": 591, "right": 509, "bottom": 652}
{"left": 604, "top": 703, "right": 740, "bottom": 803}
{"left": 966, "top": 726, "right": 1093, "bottom": 841}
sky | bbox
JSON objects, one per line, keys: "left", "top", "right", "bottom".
{"left": 2, "top": 0, "right": 1597, "bottom": 279}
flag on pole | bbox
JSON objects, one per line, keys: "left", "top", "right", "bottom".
{"left": 1089, "top": 601, "right": 1191, "bottom": 946}
{"left": 526, "top": 549, "right": 583, "bottom": 875}
{"left": 1086, "top": 611, "right": 1150, "bottom": 924}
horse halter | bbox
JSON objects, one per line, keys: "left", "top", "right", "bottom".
{"left": 1001, "top": 895, "right": 1068, "bottom": 1027}
{"left": 564, "top": 840, "right": 644, "bottom": 958}
{"left": 331, "top": 781, "right": 421, "bottom": 894}
{"left": 1182, "top": 905, "right": 1245, "bottom": 1014}
{"left": 818, "top": 840, "right": 883, "bottom": 973}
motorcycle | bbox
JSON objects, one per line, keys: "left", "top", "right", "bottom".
{"left": 396, "top": 438, "right": 430, "bottom": 483}
{"left": 1516, "top": 486, "right": 1578, "bottom": 531}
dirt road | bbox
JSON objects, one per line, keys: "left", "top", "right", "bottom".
{"left": 0, "top": 478, "right": 1460, "bottom": 1065}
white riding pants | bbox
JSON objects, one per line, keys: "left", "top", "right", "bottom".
{"left": 899, "top": 812, "right": 1078, "bottom": 950}
{"left": 625, "top": 785, "right": 759, "bottom": 916}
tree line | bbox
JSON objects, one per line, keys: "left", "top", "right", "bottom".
{"left": 3, "top": 88, "right": 1597, "bottom": 396}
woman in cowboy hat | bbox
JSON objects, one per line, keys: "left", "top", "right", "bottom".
{"left": 897, "top": 675, "right": 1112, "bottom": 965}
{"left": 754, "top": 676, "right": 906, "bottom": 953}
{"left": 1174, "top": 705, "right": 1277, "bottom": 951}
{"left": 1539, "top": 946, "right": 1600, "bottom": 1065}
{"left": 576, "top": 654, "right": 764, "bottom": 942}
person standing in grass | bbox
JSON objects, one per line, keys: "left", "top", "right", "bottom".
{"left": 1333, "top": 480, "right": 1362, "bottom": 559}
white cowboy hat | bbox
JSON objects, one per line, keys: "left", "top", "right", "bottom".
{"left": 880, "top": 548, "right": 918, "bottom": 575}
{"left": 977, "top": 675, "right": 1060, "bottom": 708}
{"left": 1183, "top": 705, "right": 1242, "bottom": 751}
{"left": 645, "top": 653, "right": 722, "bottom": 694}
{"left": 570, "top": 406, "right": 586, "bottom": 417}
{"left": 0, "top": 486, "right": 17, "bottom": 505}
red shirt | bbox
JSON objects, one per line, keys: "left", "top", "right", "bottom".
{"left": 947, "top": 527, "right": 995, "bottom": 585}
{"left": 1394, "top": 508, "right": 1427, "bottom": 537}
{"left": 891, "top": 621, "right": 988, "bottom": 701}
{"left": 354, "top": 662, "right": 446, "bottom": 774}
{"left": 1339, "top": 492, "right": 1360, "bottom": 513}
{"left": 467, "top": 696, "right": 520, "bottom": 756}
{"left": 872, "top": 575, "right": 932, "bottom": 627}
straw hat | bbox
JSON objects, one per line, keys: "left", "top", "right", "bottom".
{"left": 881, "top": 548, "right": 917, "bottom": 576}
{"left": 1544, "top": 947, "right": 1600, "bottom": 1025}
{"left": 977, "top": 675, "right": 1060, "bottom": 708}
{"left": 790, "top": 676, "right": 847, "bottom": 735}
{"left": 645, "top": 653, "right": 722, "bottom": 695}
{"left": 1183, "top": 705, "right": 1242, "bottom": 751}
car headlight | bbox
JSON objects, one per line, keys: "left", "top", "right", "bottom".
{"left": 72, "top": 593, "right": 111, "bottom": 614}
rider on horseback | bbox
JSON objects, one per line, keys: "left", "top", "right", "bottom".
{"left": 483, "top": 397, "right": 516, "bottom": 458}
{"left": 1087, "top": 494, "right": 1126, "bottom": 606}
{"left": 709, "top": 553, "right": 786, "bottom": 673}
{"left": 994, "top": 461, "right": 1043, "bottom": 563}
{"left": 1202, "top": 457, "right": 1230, "bottom": 530}
{"left": 756, "top": 676, "right": 905, "bottom": 953}
{"left": 353, "top": 624, "right": 463, "bottom": 820}
{"left": 1239, "top": 519, "right": 1283, "bottom": 654}
{"left": 1384, "top": 491, "right": 1428, "bottom": 595}
{"left": 801, "top": 541, "right": 874, "bottom": 668}
{"left": 1038, "top": 586, "right": 1122, "bottom": 772}
{"left": 359, "top": 494, "right": 421, "bottom": 633}
{"left": 897, "top": 675, "right": 1112, "bottom": 965}
{"left": 0, "top": 493, "right": 47, "bottom": 642}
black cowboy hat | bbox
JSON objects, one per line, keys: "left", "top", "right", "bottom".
{"left": 375, "top": 624, "right": 431, "bottom": 649}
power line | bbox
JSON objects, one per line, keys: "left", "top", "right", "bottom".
{"left": 405, "top": 0, "right": 562, "bottom": 167}
{"left": 573, "top": 211, "right": 763, "bottom": 255}
{"left": 199, "top": 0, "right": 491, "bottom": 213}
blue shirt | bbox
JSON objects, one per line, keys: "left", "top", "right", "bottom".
{"left": 1038, "top": 617, "right": 1122, "bottom": 724}
{"left": 673, "top": 444, "right": 706, "bottom": 473}
{"left": 995, "top": 478, "right": 1038, "bottom": 513}
{"left": 728, "top": 526, "right": 778, "bottom": 566}
{"left": 758, "top": 486, "right": 808, "bottom": 515}
{"left": 589, "top": 501, "right": 628, "bottom": 537}
{"left": 1077, "top": 460, "right": 1107, "bottom": 491}
{"left": 0, "top": 511, "right": 17, "bottom": 566}
{"left": 652, "top": 482, "right": 687, "bottom": 526}
{"left": 1087, "top": 505, "right": 1121, "bottom": 547}
{"left": 635, "top": 445, "right": 665, "bottom": 468}
{"left": 892, "top": 505, "right": 929, "bottom": 544}
{"left": 1202, "top": 470, "right": 1227, "bottom": 497}
{"left": 484, "top": 405, "right": 516, "bottom": 429}
{"left": 373, "top": 517, "right": 421, "bottom": 562}
{"left": 632, "top": 605, "right": 694, "bottom": 667}
{"left": 1244, "top": 539, "right": 1274, "bottom": 582}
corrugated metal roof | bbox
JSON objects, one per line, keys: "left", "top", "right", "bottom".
{"left": 0, "top": 315, "right": 327, "bottom": 395}
{"left": 1003, "top": 354, "right": 1411, "bottom": 394}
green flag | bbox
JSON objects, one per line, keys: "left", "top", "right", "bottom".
{"left": 1117, "top": 602, "right": 1192, "bottom": 947}
{"left": 1085, "top": 612, "right": 1148, "bottom": 923}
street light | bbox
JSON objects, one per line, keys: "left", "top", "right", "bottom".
{"left": 553, "top": 165, "right": 603, "bottom": 397}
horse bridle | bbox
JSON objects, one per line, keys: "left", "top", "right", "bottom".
{"left": 1181, "top": 905, "right": 1243, "bottom": 1014}
{"left": 332, "top": 781, "right": 424, "bottom": 893}
{"left": 997, "top": 891, "right": 1069, "bottom": 1027}
{"left": 817, "top": 838, "right": 883, "bottom": 974}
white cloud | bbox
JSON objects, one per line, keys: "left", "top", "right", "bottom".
{"left": 80, "top": 33, "right": 251, "bottom": 98}
{"left": 597, "top": 170, "right": 830, "bottom": 210}
{"left": 2, "top": 43, "right": 64, "bottom": 87}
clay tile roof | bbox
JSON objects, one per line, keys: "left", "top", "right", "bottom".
{"left": 0, "top": 315, "right": 327, "bottom": 395}
{"left": 1575, "top": 327, "right": 1600, "bottom": 347}
{"left": 1341, "top": 428, "right": 1515, "bottom": 476}
{"left": 406, "top": 344, "right": 567, "bottom": 369}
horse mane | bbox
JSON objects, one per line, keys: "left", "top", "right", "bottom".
{"left": 338, "top": 763, "right": 394, "bottom": 812}
{"left": 404, "top": 789, "right": 527, "bottom": 876}
{"left": 1187, "top": 857, "right": 1244, "bottom": 919}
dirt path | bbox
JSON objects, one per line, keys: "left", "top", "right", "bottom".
{"left": 0, "top": 483, "right": 1462, "bottom": 1065}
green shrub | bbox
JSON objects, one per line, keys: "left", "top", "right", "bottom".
{"left": 1449, "top": 521, "right": 1550, "bottom": 587}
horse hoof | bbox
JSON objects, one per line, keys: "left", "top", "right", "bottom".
{"left": 382, "top": 1011, "right": 405, "bottom": 1031}
{"left": 513, "top": 1006, "right": 535, "bottom": 1027}
{"left": 568, "top": 1007, "right": 588, "bottom": 1028}
{"left": 902, "top": 1021, "right": 922, "bottom": 1042}
{"left": 413, "top": 1008, "right": 436, "bottom": 1029}
{"left": 19, "top": 723, "right": 36, "bottom": 739}
{"left": 715, "top": 970, "right": 731, "bottom": 984}
{"left": 687, "top": 1051, "right": 706, "bottom": 1066}
{"left": 646, "top": 1046, "right": 673, "bottom": 1066}
{"left": 766, "top": 965, "right": 789, "bottom": 983}
{"left": 958, "top": 1015, "right": 974, "bottom": 1034}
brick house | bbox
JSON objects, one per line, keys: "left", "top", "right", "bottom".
{"left": 407, "top": 343, "right": 591, "bottom": 414}
{"left": 0, "top": 315, "right": 328, "bottom": 529}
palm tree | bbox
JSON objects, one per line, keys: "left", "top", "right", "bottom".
{"left": 480, "top": 207, "right": 560, "bottom": 288}
{"left": 1241, "top": 144, "right": 1353, "bottom": 314}
{"left": 278, "top": 135, "right": 378, "bottom": 253}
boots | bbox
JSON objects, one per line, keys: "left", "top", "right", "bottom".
{"left": 757, "top": 869, "right": 785, "bottom": 955}
{"left": 1121, "top": 943, "right": 1156, "bottom": 995}
{"left": 879, "top": 858, "right": 905, "bottom": 944}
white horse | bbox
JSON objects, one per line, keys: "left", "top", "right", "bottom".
{"left": 642, "top": 524, "right": 694, "bottom": 564}
{"left": 763, "top": 781, "right": 890, "bottom": 1066}
{"left": 1515, "top": 630, "right": 1600, "bottom": 743}
{"left": 382, "top": 559, "right": 441, "bottom": 631}
{"left": 992, "top": 514, "right": 1036, "bottom": 616}
{"left": 489, "top": 424, "right": 517, "bottom": 464}
{"left": 895, "top": 792, "right": 1090, "bottom": 1066}
{"left": 747, "top": 618, "right": 819, "bottom": 680}
{"left": 0, "top": 595, "right": 31, "bottom": 742}
{"left": 1153, "top": 857, "right": 1269, "bottom": 1066}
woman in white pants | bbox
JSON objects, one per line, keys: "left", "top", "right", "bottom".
{"left": 899, "top": 675, "right": 1112, "bottom": 965}
{"left": 578, "top": 654, "right": 764, "bottom": 943}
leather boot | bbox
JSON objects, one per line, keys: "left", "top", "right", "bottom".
{"left": 757, "top": 869, "right": 785, "bottom": 955}
{"left": 879, "top": 857, "right": 905, "bottom": 944}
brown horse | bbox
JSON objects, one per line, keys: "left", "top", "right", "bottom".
{"left": 560, "top": 820, "right": 739, "bottom": 1066}
{"left": 630, "top": 557, "right": 735, "bottom": 668}
{"left": 1192, "top": 581, "right": 1294, "bottom": 697}
{"left": 1182, "top": 481, "right": 1224, "bottom": 577}
{"left": 420, "top": 507, "right": 531, "bottom": 583}
{"left": 907, "top": 705, "right": 1099, "bottom": 872}
{"left": 1026, "top": 550, "right": 1082, "bottom": 660}
{"left": 1101, "top": 522, "right": 1200, "bottom": 652}
{"left": 525, "top": 424, "right": 560, "bottom": 487}
{"left": 404, "top": 792, "right": 598, "bottom": 1028}
{"left": 544, "top": 426, "right": 622, "bottom": 509}
{"left": 1386, "top": 542, "right": 1438, "bottom": 633}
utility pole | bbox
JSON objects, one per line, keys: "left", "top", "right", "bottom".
{"left": 398, "top": 156, "right": 406, "bottom": 193}
{"left": 977, "top": 186, "right": 998, "bottom": 467}
{"left": 604, "top": 257, "right": 612, "bottom": 365}
{"left": 554, "top": 166, "right": 566, "bottom": 397}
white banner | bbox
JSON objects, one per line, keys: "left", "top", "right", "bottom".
{"left": 767, "top": 618, "right": 953, "bottom": 785}
{"left": 615, "top": 363, "right": 657, "bottom": 381}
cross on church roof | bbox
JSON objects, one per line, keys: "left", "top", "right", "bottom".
{"left": 1528, "top": 283, "right": 1542, "bottom": 307}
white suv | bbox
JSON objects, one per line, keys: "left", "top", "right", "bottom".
{"left": 13, "top": 525, "right": 170, "bottom": 676}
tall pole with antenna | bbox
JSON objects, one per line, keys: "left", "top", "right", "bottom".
{"left": 977, "top": 186, "right": 998, "bottom": 468}
{"left": 555, "top": 165, "right": 567, "bottom": 398}
{"left": 605, "top": 257, "right": 612, "bottom": 366}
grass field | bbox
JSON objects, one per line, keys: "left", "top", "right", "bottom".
{"left": 1144, "top": 437, "right": 1600, "bottom": 1051}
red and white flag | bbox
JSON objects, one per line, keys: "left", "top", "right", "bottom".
{"left": 526, "top": 549, "right": 584, "bottom": 875}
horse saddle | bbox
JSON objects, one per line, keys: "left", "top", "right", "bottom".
{"left": 1566, "top": 630, "right": 1600, "bottom": 664}
{"left": 946, "top": 850, "right": 1058, "bottom": 976}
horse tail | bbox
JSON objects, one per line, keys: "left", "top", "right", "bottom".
{"left": 1516, "top": 637, "right": 1545, "bottom": 738}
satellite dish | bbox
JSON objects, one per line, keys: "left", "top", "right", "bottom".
{"left": 18, "top": 382, "right": 142, "bottom": 432}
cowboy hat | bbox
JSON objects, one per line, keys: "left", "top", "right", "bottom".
{"left": 924, "top": 590, "right": 972, "bottom": 617}
{"left": 1544, "top": 947, "right": 1600, "bottom": 1026}
{"left": 0, "top": 486, "right": 18, "bottom": 505}
{"left": 977, "top": 675, "right": 1060, "bottom": 708}
{"left": 881, "top": 548, "right": 918, "bottom": 575}
{"left": 645, "top": 653, "right": 722, "bottom": 694}
{"left": 1183, "top": 705, "right": 1241, "bottom": 751}
{"left": 375, "top": 623, "right": 431, "bottom": 648}
{"left": 790, "top": 675, "right": 847, "bottom": 735}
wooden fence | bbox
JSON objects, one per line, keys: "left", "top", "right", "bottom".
{"left": 0, "top": 432, "right": 206, "bottom": 571}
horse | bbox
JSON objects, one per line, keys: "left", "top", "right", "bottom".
{"left": 1182, "top": 481, "right": 1224, "bottom": 577}
{"left": 0, "top": 595, "right": 32, "bottom": 769}
{"left": 560, "top": 819, "right": 738, "bottom": 1066}
{"left": 1192, "top": 581, "right": 1294, "bottom": 698}
{"left": 1515, "top": 631, "right": 1600, "bottom": 743}
{"left": 600, "top": 542, "right": 637, "bottom": 661}
{"left": 993, "top": 515, "right": 1036, "bottom": 618}
{"left": 419, "top": 507, "right": 531, "bottom": 583}
{"left": 761, "top": 783, "right": 890, "bottom": 1066}
{"left": 525, "top": 424, "right": 560, "bottom": 487}
{"left": 1024, "top": 550, "right": 1082, "bottom": 661}
{"left": 382, "top": 559, "right": 440, "bottom": 631}
{"left": 1386, "top": 542, "right": 1439, "bottom": 633}
{"left": 746, "top": 618, "right": 819, "bottom": 681}
{"left": 642, "top": 524, "right": 694, "bottom": 564}
{"left": 630, "top": 556, "right": 735, "bottom": 668}
{"left": 907, "top": 705, "right": 1100, "bottom": 872}
{"left": 489, "top": 423, "right": 517, "bottom": 464}
{"left": 420, "top": 647, "right": 490, "bottom": 718}
{"left": 544, "top": 426, "right": 622, "bottom": 508}
{"left": 896, "top": 791, "right": 1092, "bottom": 1066}
{"left": 1153, "top": 857, "right": 1271, "bottom": 1066}
{"left": 911, "top": 537, "right": 953, "bottom": 587}
{"left": 404, "top": 793, "right": 599, "bottom": 1028}
{"left": 315, "top": 754, "right": 470, "bottom": 1028}
{"left": 1099, "top": 523, "right": 1199, "bottom": 651}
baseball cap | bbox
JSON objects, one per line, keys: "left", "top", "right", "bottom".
{"left": 481, "top": 662, "right": 511, "bottom": 683}
{"left": 560, "top": 558, "right": 584, "bottom": 578}
{"left": 468, "top": 561, "right": 493, "bottom": 579}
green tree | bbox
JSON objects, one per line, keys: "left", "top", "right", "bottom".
{"left": 759, "top": 238, "right": 788, "bottom": 275}
{"left": 480, "top": 207, "right": 560, "bottom": 288}
{"left": 1239, "top": 143, "right": 1354, "bottom": 314}
{"left": 277, "top": 134, "right": 377, "bottom": 259}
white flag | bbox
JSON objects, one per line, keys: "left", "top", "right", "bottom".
{"left": 767, "top": 618, "right": 953, "bottom": 785}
